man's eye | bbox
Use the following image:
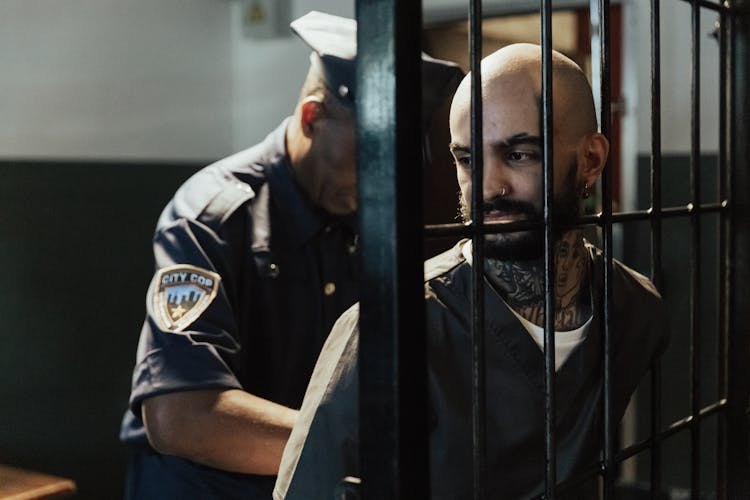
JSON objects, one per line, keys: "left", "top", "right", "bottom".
{"left": 508, "top": 151, "right": 534, "bottom": 162}
{"left": 455, "top": 156, "right": 472, "bottom": 168}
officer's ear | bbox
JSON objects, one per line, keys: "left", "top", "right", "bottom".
{"left": 299, "top": 96, "right": 324, "bottom": 137}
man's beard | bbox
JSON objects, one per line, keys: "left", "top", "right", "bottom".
{"left": 458, "top": 165, "right": 582, "bottom": 261}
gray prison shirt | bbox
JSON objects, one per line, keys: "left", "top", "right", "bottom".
{"left": 274, "top": 240, "right": 669, "bottom": 500}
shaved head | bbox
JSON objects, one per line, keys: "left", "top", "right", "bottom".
{"left": 451, "top": 43, "right": 598, "bottom": 146}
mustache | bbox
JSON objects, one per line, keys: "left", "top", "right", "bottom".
{"left": 482, "top": 197, "right": 538, "bottom": 217}
{"left": 458, "top": 194, "right": 539, "bottom": 222}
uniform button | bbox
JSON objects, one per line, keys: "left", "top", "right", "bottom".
{"left": 324, "top": 225, "right": 333, "bottom": 233}
{"left": 323, "top": 282, "right": 336, "bottom": 296}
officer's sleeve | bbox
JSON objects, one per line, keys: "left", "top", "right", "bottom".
{"left": 273, "top": 305, "right": 360, "bottom": 500}
{"left": 128, "top": 214, "right": 247, "bottom": 417}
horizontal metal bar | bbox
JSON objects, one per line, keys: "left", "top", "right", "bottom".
{"left": 614, "top": 399, "right": 727, "bottom": 463}
{"left": 424, "top": 203, "right": 728, "bottom": 238}
{"left": 423, "top": 0, "right": 624, "bottom": 26}
{"left": 530, "top": 462, "right": 603, "bottom": 499}
{"left": 530, "top": 398, "right": 728, "bottom": 498}
{"left": 530, "top": 398, "right": 729, "bottom": 499}
{"left": 552, "top": 462, "right": 602, "bottom": 497}
{"left": 532, "top": 398, "right": 728, "bottom": 499}
{"left": 675, "top": 0, "right": 729, "bottom": 13}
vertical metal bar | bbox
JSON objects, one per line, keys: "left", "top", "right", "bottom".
{"left": 540, "top": 0, "right": 557, "bottom": 497}
{"left": 727, "top": 0, "right": 750, "bottom": 497}
{"left": 689, "top": 2, "right": 702, "bottom": 499}
{"left": 596, "top": 0, "right": 615, "bottom": 497}
{"left": 649, "top": 1, "right": 664, "bottom": 498}
{"left": 468, "top": 1, "right": 487, "bottom": 498}
{"left": 356, "top": 1, "right": 428, "bottom": 498}
{"left": 716, "top": 4, "right": 729, "bottom": 499}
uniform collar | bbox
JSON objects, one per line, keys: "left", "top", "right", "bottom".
{"left": 264, "top": 119, "right": 357, "bottom": 251}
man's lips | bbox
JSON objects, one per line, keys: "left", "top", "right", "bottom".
{"left": 482, "top": 197, "right": 537, "bottom": 222}
{"left": 484, "top": 210, "right": 526, "bottom": 222}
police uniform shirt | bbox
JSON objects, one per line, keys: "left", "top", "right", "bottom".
{"left": 274, "top": 240, "right": 669, "bottom": 500}
{"left": 120, "top": 119, "right": 359, "bottom": 498}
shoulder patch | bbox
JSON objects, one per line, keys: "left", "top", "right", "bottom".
{"left": 152, "top": 265, "right": 221, "bottom": 332}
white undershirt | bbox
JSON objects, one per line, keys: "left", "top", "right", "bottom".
{"left": 461, "top": 240, "right": 590, "bottom": 371}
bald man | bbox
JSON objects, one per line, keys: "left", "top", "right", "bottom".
{"left": 273, "top": 44, "right": 669, "bottom": 499}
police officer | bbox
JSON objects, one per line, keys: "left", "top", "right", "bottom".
{"left": 119, "top": 11, "right": 463, "bottom": 499}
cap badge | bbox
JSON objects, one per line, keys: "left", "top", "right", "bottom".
{"left": 152, "top": 265, "right": 221, "bottom": 332}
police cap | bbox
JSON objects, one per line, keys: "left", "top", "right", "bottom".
{"left": 291, "top": 10, "right": 464, "bottom": 126}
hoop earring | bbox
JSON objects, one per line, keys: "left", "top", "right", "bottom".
{"left": 582, "top": 183, "right": 591, "bottom": 199}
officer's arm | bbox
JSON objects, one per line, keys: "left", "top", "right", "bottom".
{"left": 141, "top": 388, "right": 298, "bottom": 475}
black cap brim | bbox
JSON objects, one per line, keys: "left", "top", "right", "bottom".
{"left": 291, "top": 11, "right": 464, "bottom": 126}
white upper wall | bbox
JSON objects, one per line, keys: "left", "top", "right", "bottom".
{"left": 0, "top": 0, "right": 233, "bottom": 161}
{"left": 0, "top": 0, "right": 718, "bottom": 162}
{"left": 230, "top": 0, "right": 353, "bottom": 151}
{"left": 0, "top": 0, "right": 354, "bottom": 160}
{"left": 619, "top": 0, "right": 721, "bottom": 210}
{"left": 622, "top": 0, "right": 721, "bottom": 155}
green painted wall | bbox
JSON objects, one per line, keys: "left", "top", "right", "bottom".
{"left": 0, "top": 160, "right": 202, "bottom": 499}
{"left": 0, "top": 154, "right": 724, "bottom": 498}
{"left": 624, "top": 153, "right": 722, "bottom": 496}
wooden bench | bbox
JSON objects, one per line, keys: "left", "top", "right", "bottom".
{"left": 0, "top": 465, "right": 76, "bottom": 499}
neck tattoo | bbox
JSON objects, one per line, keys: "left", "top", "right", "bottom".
{"left": 484, "top": 230, "right": 592, "bottom": 331}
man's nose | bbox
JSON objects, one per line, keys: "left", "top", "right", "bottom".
{"left": 482, "top": 157, "right": 510, "bottom": 200}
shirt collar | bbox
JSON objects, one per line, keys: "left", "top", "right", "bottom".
{"left": 256, "top": 119, "right": 323, "bottom": 251}
{"left": 242, "top": 119, "right": 358, "bottom": 251}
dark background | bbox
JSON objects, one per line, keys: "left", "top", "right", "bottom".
{"left": 0, "top": 147, "right": 722, "bottom": 500}
{"left": 0, "top": 160, "right": 202, "bottom": 499}
{"left": 624, "top": 153, "right": 722, "bottom": 496}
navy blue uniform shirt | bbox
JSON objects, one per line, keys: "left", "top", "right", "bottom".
{"left": 120, "top": 119, "right": 359, "bottom": 499}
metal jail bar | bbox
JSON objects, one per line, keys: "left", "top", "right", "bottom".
{"left": 689, "top": 1, "right": 703, "bottom": 496}
{"left": 540, "top": 1, "right": 558, "bottom": 498}
{"left": 727, "top": 1, "right": 750, "bottom": 497}
{"left": 468, "top": 2, "right": 487, "bottom": 499}
{"left": 716, "top": 1, "right": 728, "bottom": 495}
{"left": 354, "top": 0, "right": 750, "bottom": 498}
{"left": 355, "top": 1, "right": 429, "bottom": 498}
{"left": 592, "top": 1, "right": 616, "bottom": 498}
{"left": 649, "top": 1, "right": 664, "bottom": 498}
